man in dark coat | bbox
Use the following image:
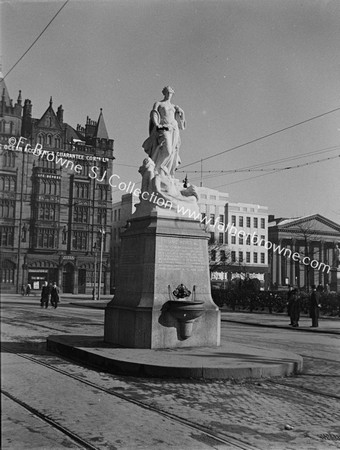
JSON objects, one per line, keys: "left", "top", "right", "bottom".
{"left": 40, "top": 281, "right": 50, "bottom": 308}
{"left": 289, "top": 289, "right": 300, "bottom": 327}
{"left": 50, "top": 282, "right": 60, "bottom": 309}
{"left": 310, "top": 284, "right": 321, "bottom": 327}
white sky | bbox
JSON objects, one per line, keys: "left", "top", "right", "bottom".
{"left": 2, "top": 0, "right": 340, "bottom": 222}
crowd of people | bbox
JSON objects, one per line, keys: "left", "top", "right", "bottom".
{"left": 22, "top": 281, "right": 60, "bottom": 308}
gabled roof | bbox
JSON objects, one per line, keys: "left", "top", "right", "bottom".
{"left": 271, "top": 214, "right": 340, "bottom": 235}
{"left": 94, "top": 109, "right": 109, "bottom": 139}
{"left": 0, "top": 71, "right": 11, "bottom": 106}
{"left": 36, "top": 97, "right": 62, "bottom": 131}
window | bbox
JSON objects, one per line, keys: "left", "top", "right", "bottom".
{"left": 55, "top": 136, "right": 61, "bottom": 148}
{"left": 37, "top": 228, "right": 56, "bottom": 248}
{"left": 253, "top": 234, "right": 258, "bottom": 245}
{"left": 231, "top": 215, "right": 236, "bottom": 225}
{"left": 261, "top": 253, "right": 265, "bottom": 264}
{"left": 246, "top": 252, "right": 251, "bottom": 263}
{"left": 231, "top": 251, "right": 236, "bottom": 262}
{"left": 210, "top": 214, "right": 215, "bottom": 223}
{"left": 260, "top": 235, "right": 265, "bottom": 246}
{"left": 239, "top": 216, "right": 243, "bottom": 227}
{"left": 220, "top": 250, "right": 226, "bottom": 261}
{"left": 239, "top": 235, "right": 244, "bottom": 245}
{"left": 73, "top": 231, "right": 88, "bottom": 250}
{"left": 118, "top": 209, "right": 121, "bottom": 220}
{"left": 0, "top": 120, "right": 5, "bottom": 133}
{"left": 98, "top": 208, "right": 107, "bottom": 225}
{"left": 246, "top": 235, "right": 251, "bottom": 245}
{"left": 1, "top": 261, "right": 15, "bottom": 284}
{"left": 261, "top": 218, "right": 265, "bottom": 229}
{"left": 254, "top": 217, "right": 258, "bottom": 228}
{"left": 231, "top": 235, "right": 236, "bottom": 244}
{"left": 201, "top": 212, "right": 206, "bottom": 222}
{"left": 219, "top": 214, "right": 224, "bottom": 223}
{"left": 75, "top": 182, "right": 89, "bottom": 198}
{"left": 239, "top": 251, "right": 243, "bottom": 262}
{"left": 218, "top": 233, "right": 224, "bottom": 244}
{"left": 74, "top": 206, "right": 88, "bottom": 223}
{"left": 0, "top": 200, "right": 15, "bottom": 218}
{"left": 39, "top": 179, "right": 57, "bottom": 195}
{"left": 253, "top": 252, "right": 258, "bottom": 263}
{"left": 211, "top": 250, "right": 216, "bottom": 261}
{"left": 38, "top": 134, "right": 44, "bottom": 145}
{"left": 3, "top": 152, "right": 15, "bottom": 167}
{"left": 209, "top": 232, "right": 215, "bottom": 244}
{"left": 39, "top": 203, "right": 57, "bottom": 221}
{"left": 114, "top": 210, "right": 117, "bottom": 221}
{"left": 246, "top": 217, "right": 251, "bottom": 227}
{"left": 0, "top": 175, "right": 16, "bottom": 192}
{"left": 47, "top": 135, "right": 52, "bottom": 146}
{"left": 0, "top": 227, "right": 14, "bottom": 246}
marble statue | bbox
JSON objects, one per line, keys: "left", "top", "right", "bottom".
{"left": 136, "top": 86, "right": 198, "bottom": 216}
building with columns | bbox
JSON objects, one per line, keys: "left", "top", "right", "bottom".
{"left": 268, "top": 214, "right": 340, "bottom": 291}
{"left": 0, "top": 73, "right": 114, "bottom": 294}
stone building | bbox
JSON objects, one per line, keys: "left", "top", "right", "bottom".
{"left": 0, "top": 74, "right": 114, "bottom": 294}
{"left": 196, "top": 187, "right": 269, "bottom": 289}
{"left": 268, "top": 214, "right": 340, "bottom": 291}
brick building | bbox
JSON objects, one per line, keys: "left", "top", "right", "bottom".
{"left": 0, "top": 74, "right": 114, "bottom": 294}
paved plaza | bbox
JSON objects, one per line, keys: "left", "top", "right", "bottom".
{"left": 1, "top": 294, "right": 340, "bottom": 449}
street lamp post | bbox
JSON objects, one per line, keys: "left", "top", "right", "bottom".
{"left": 92, "top": 243, "right": 97, "bottom": 300}
{"left": 98, "top": 227, "right": 106, "bottom": 301}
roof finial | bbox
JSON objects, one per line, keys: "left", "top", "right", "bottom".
{"left": 49, "top": 96, "right": 53, "bottom": 107}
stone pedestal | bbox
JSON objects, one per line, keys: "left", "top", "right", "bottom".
{"left": 104, "top": 212, "right": 220, "bottom": 349}
{"left": 330, "top": 268, "right": 340, "bottom": 292}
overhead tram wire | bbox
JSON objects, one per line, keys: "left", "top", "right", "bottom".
{"left": 210, "top": 154, "right": 340, "bottom": 189}
{"left": 2, "top": 0, "right": 70, "bottom": 81}
{"left": 177, "top": 144, "right": 340, "bottom": 175}
{"left": 180, "top": 144, "right": 340, "bottom": 185}
{"left": 179, "top": 107, "right": 340, "bottom": 170}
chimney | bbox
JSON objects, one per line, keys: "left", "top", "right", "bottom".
{"left": 57, "top": 105, "right": 64, "bottom": 123}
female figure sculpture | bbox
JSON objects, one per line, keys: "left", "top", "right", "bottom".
{"left": 142, "top": 86, "right": 186, "bottom": 177}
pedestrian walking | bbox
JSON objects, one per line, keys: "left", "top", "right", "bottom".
{"left": 310, "top": 284, "right": 321, "bottom": 328}
{"left": 40, "top": 281, "right": 50, "bottom": 308}
{"left": 21, "top": 284, "right": 26, "bottom": 296}
{"left": 26, "top": 283, "right": 32, "bottom": 296}
{"left": 289, "top": 289, "right": 300, "bottom": 327}
{"left": 50, "top": 282, "right": 60, "bottom": 309}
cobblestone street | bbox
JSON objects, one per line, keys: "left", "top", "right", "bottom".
{"left": 1, "top": 296, "right": 340, "bottom": 449}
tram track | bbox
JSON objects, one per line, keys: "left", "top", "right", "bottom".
{"left": 2, "top": 345, "right": 256, "bottom": 450}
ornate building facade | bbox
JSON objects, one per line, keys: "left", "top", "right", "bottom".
{"left": 268, "top": 214, "right": 340, "bottom": 291}
{"left": 0, "top": 74, "right": 114, "bottom": 294}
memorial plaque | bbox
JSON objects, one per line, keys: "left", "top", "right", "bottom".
{"left": 157, "top": 238, "right": 205, "bottom": 267}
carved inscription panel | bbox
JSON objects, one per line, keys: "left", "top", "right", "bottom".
{"left": 157, "top": 238, "right": 206, "bottom": 267}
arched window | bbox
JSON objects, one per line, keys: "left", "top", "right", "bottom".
{"left": 47, "top": 135, "right": 52, "bottom": 146}
{"left": 55, "top": 136, "right": 61, "bottom": 148}
{"left": 0, "top": 121, "right": 5, "bottom": 133}
{"left": 38, "top": 134, "right": 44, "bottom": 145}
{"left": 9, "top": 122, "right": 14, "bottom": 134}
{"left": 3, "top": 152, "right": 15, "bottom": 168}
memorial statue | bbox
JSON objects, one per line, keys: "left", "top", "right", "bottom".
{"left": 334, "top": 243, "right": 340, "bottom": 268}
{"left": 136, "top": 86, "right": 198, "bottom": 216}
{"left": 142, "top": 86, "right": 185, "bottom": 177}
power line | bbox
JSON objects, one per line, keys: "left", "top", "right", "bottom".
{"left": 2, "top": 0, "right": 70, "bottom": 81}
{"left": 179, "top": 145, "right": 340, "bottom": 176}
{"left": 211, "top": 154, "right": 340, "bottom": 189}
{"left": 180, "top": 107, "right": 340, "bottom": 170}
